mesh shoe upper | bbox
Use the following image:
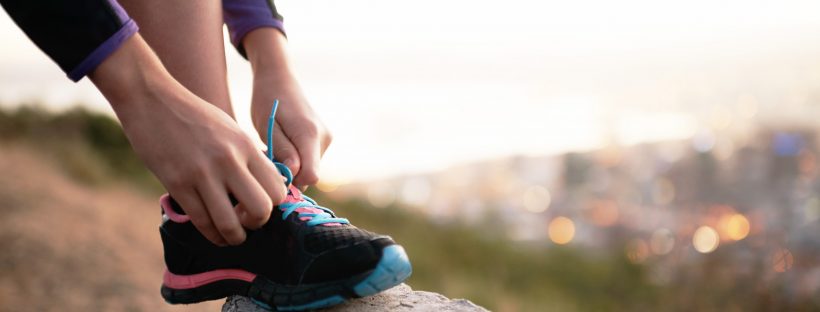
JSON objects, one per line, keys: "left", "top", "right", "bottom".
{"left": 276, "top": 185, "right": 395, "bottom": 283}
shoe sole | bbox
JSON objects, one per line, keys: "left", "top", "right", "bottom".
{"left": 161, "top": 245, "right": 412, "bottom": 311}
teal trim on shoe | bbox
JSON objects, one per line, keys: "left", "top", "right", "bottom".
{"left": 278, "top": 295, "right": 346, "bottom": 311}
{"left": 247, "top": 245, "right": 412, "bottom": 311}
{"left": 353, "top": 245, "right": 413, "bottom": 297}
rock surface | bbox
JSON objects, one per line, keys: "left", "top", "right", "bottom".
{"left": 222, "top": 284, "right": 488, "bottom": 312}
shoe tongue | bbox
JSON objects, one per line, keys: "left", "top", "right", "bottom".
{"left": 282, "top": 185, "right": 342, "bottom": 227}
{"left": 286, "top": 185, "right": 304, "bottom": 201}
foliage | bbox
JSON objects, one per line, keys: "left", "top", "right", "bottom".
{"left": 0, "top": 105, "right": 162, "bottom": 193}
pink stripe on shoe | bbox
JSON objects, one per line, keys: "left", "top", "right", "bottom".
{"left": 163, "top": 269, "right": 257, "bottom": 289}
{"left": 160, "top": 194, "right": 191, "bottom": 223}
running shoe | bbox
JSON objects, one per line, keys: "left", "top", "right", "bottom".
{"left": 158, "top": 100, "right": 412, "bottom": 310}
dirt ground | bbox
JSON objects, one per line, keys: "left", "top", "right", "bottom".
{"left": 0, "top": 145, "right": 222, "bottom": 311}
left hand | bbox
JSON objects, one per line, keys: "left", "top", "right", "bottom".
{"left": 244, "top": 28, "right": 333, "bottom": 189}
{"left": 251, "top": 73, "right": 332, "bottom": 189}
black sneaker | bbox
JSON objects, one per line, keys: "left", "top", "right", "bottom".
{"left": 159, "top": 170, "right": 412, "bottom": 311}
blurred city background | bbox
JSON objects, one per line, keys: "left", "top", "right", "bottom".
{"left": 1, "top": 0, "right": 820, "bottom": 311}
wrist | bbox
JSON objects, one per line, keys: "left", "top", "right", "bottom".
{"left": 89, "top": 34, "right": 183, "bottom": 120}
{"left": 244, "top": 28, "right": 293, "bottom": 77}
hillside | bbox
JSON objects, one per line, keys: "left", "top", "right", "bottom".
{"left": 0, "top": 144, "right": 222, "bottom": 311}
{"left": 2, "top": 106, "right": 815, "bottom": 311}
{"left": 0, "top": 107, "right": 656, "bottom": 311}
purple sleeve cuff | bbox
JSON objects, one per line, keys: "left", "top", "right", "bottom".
{"left": 228, "top": 18, "right": 284, "bottom": 49}
{"left": 67, "top": 19, "right": 139, "bottom": 82}
{"left": 223, "top": 0, "right": 285, "bottom": 56}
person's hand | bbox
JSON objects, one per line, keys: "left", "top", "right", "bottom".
{"left": 244, "top": 28, "right": 333, "bottom": 189}
{"left": 90, "top": 34, "right": 288, "bottom": 246}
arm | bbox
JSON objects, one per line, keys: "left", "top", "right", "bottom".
{"left": 223, "top": 1, "right": 333, "bottom": 188}
{"left": 1, "top": 1, "right": 288, "bottom": 245}
{"left": 91, "top": 34, "right": 289, "bottom": 246}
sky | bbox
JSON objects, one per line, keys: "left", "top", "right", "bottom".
{"left": 2, "top": 0, "right": 820, "bottom": 182}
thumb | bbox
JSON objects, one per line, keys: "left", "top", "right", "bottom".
{"left": 272, "top": 124, "right": 301, "bottom": 176}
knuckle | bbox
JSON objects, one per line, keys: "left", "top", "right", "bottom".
{"left": 288, "top": 160, "right": 302, "bottom": 174}
{"left": 185, "top": 165, "right": 207, "bottom": 181}
{"left": 210, "top": 150, "right": 237, "bottom": 166}
{"left": 259, "top": 196, "right": 274, "bottom": 212}
{"left": 271, "top": 187, "right": 288, "bottom": 203}
{"left": 245, "top": 207, "right": 271, "bottom": 226}
{"left": 300, "top": 172, "right": 320, "bottom": 185}
{"left": 300, "top": 123, "right": 320, "bottom": 138}
{"left": 165, "top": 175, "right": 187, "bottom": 190}
{"left": 323, "top": 130, "right": 334, "bottom": 144}
{"left": 234, "top": 136, "right": 257, "bottom": 154}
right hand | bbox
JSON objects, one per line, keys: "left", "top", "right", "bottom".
{"left": 90, "top": 34, "right": 287, "bottom": 246}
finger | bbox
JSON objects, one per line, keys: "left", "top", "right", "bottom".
{"left": 272, "top": 121, "right": 301, "bottom": 175}
{"left": 249, "top": 153, "right": 289, "bottom": 205}
{"left": 291, "top": 133, "right": 321, "bottom": 188}
{"left": 319, "top": 125, "right": 333, "bottom": 157}
{"left": 227, "top": 168, "right": 272, "bottom": 229}
{"left": 169, "top": 188, "right": 227, "bottom": 246}
{"left": 197, "top": 180, "right": 246, "bottom": 245}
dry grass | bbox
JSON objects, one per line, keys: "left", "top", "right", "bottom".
{"left": 0, "top": 145, "right": 222, "bottom": 311}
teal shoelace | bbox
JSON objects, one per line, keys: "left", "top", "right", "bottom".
{"left": 266, "top": 100, "right": 349, "bottom": 226}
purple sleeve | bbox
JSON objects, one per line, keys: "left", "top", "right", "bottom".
{"left": 69, "top": 25, "right": 138, "bottom": 81}
{"left": 223, "top": 0, "right": 285, "bottom": 58}
{"left": 68, "top": 1, "right": 139, "bottom": 81}
{"left": 1, "top": 0, "right": 139, "bottom": 82}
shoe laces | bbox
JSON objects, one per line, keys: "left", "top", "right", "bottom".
{"left": 266, "top": 100, "right": 349, "bottom": 227}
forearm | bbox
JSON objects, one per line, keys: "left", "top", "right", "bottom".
{"left": 89, "top": 34, "right": 180, "bottom": 123}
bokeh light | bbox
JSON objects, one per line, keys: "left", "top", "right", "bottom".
{"left": 772, "top": 248, "right": 794, "bottom": 273}
{"left": 724, "top": 214, "right": 750, "bottom": 241}
{"left": 692, "top": 226, "right": 719, "bottom": 253}
{"left": 522, "top": 185, "right": 551, "bottom": 213}
{"left": 548, "top": 217, "right": 575, "bottom": 245}
{"left": 315, "top": 181, "right": 340, "bottom": 192}
{"left": 650, "top": 228, "right": 675, "bottom": 255}
{"left": 692, "top": 130, "right": 716, "bottom": 153}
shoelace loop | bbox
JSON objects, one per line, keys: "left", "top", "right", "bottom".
{"left": 267, "top": 100, "right": 350, "bottom": 227}
{"left": 279, "top": 188, "right": 350, "bottom": 226}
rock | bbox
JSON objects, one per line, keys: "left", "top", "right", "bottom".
{"left": 222, "top": 284, "right": 488, "bottom": 312}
